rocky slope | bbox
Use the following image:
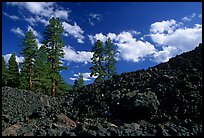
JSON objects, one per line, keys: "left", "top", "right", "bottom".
{"left": 2, "top": 43, "right": 202, "bottom": 136}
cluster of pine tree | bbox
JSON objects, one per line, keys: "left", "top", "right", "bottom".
{"left": 90, "top": 38, "right": 117, "bottom": 82}
{"left": 2, "top": 17, "right": 69, "bottom": 96}
{"left": 2, "top": 17, "right": 117, "bottom": 96}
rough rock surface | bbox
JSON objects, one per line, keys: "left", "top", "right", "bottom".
{"left": 2, "top": 44, "right": 202, "bottom": 136}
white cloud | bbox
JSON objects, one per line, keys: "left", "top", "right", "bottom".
{"left": 90, "top": 13, "right": 101, "bottom": 21}
{"left": 70, "top": 78, "right": 77, "bottom": 81}
{"left": 150, "top": 19, "right": 177, "bottom": 34}
{"left": 70, "top": 72, "right": 98, "bottom": 81}
{"left": 182, "top": 13, "right": 196, "bottom": 22}
{"left": 8, "top": 2, "right": 69, "bottom": 26}
{"left": 153, "top": 46, "right": 179, "bottom": 63}
{"left": 11, "top": 27, "right": 24, "bottom": 37}
{"left": 182, "top": 17, "right": 191, "bottom": 22}
{"left": 89, "top": 18, "right": 95, "bottom": 26}
{"left": 53, "top": 9, "right": 70, "bottom": 20}
{"left": 89, "top": 13, "right": 102, "bottom": 26}
{"left": 88, "top": 33, "right": 107, "bottom": 44}
{"left": 35, "top": 16, "right": 49, "bottom": 26}
{"left": 130, "top": 30, "right": 141, "bottom": 35}
{"left": 107, "top": 33, "right": 117, "bottom": 40}
{"left": 151, "top": 21, "right": 202, "bottom": 63}
{"left": 115, "top": 32, "right": 156, "bottom": 62}
{"left": 27, "top": 25, "right": 39, "bottom": 38}
{"left": 7, "top": 2, "right": 84, "bottom": 43}
{"left": 25, "top": 17, "right": 37, "bottom": 26}
{"left": 89, "top": 31, "right": 156, "bottom": 62}
{"left": 62, "top": 22, "right": 85, "bottom": 43}
{"left": 3, "top": 12, "right": 20, "bottom": 20}
{"left": 7, "top": 2, "right": 55, "bottom": 17}
{"left": 63, "top": 46, "right": 93, "bottom": 63}
{"left": 3, "top": 54, "right": 24, "bottom": 65}
{"left": 25, "top": 16, "right": 49, "bottom": 26}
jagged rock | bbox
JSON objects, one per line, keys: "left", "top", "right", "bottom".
{"left": 56, "top": 113, "right": 76, "bottom": 128}
{"left": 2, "top": 124, "right": 22, "bottom": 136}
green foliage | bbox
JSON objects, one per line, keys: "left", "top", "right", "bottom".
{"left": 90, "top": 38, "right": 117, "bottom": 83}
{"left": 32, "top": 45, "right": 52, "bottom": 95}
{"left": 19, "top": 65, "right": 29, "bottom": 90}
{"left": 78, "top": 73, "right": 85, "bottom": 88}
{"left": 2, "top": 56, "right": 8, "bottom": 86}
{"left": 73, "top": 79, "right": 79, "bottom": 90}
{"left": 43, "top": 17, "right": 67, "bottom": 96}
{"left": 90, "top": 40, "right": 106, "bottom": 83}
{"left": 7, "top": 53, "right": 20, "bottom": 88}
{"left": 56, "top": 76, "right": 71, "bottom": 96}
{"left": 20, "top": 29, "right": 38, "bottom": 90}
{"left": 73, "top": 73, "right": 84, "bottom": 90}
{"left": 104, "top": 38, "right": 117, "bottom": 79}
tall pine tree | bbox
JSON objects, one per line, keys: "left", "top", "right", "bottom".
{"left": 7, "top": 53, "right": 20, "bottom": 88}
{"left": 43, "top": 17, "right": 66, "bottom": 96}
{"left": 2, "top": 56, "right": 8, "bottom": 86}
{"left": 90, "top": 40, "right": 106, "bottom": 82}
{"left": 73, "top": 73, "right": 84, "bottom": 89}
{"left": 78, "top": 73, "right": 84, "bottom": 88}
{"left": 20, "top": 29, "right": 38, "bottom": 90}
{"left": 104, "top": 38, "right": 117, "bottom": 80}
{"left": 33, "top": 45, "right": 52, "bottom": 94}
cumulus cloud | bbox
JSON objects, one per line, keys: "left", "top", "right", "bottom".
{"left": 88, "top": 33, "right": 107, "bottom": 44}
{"left": 182, "top": 13, "right": 196, "bottom": 22}
{"left": 3, "top": 12, "right": 20, "bottom": 20}
{"left": 63, "top": 46, "right": 93, "bottom": 63}
{"left": 11, "top": 27, "right": 24, "bottom": 37}
{"left": 153, "top": 46, "right": 179, "bottom": 63}
{"left": 150, "top": 19, "right": 177, "bottom": 34}
{"left": 88, "top": 31, "right": 156, "bottom": 62}
{"left": 150, "top": 20, "right": 202, "bottom": 63}
{"left": 53, "top": 9, "right": 70, "bottom": 20}
{"left": 3, "top": 54, "right": 24, "bottom": 65}
{"left": 70, "top": 72, "right": 98, "bottom": 81}
{"left": 62, "top": 22, "right": 85, "bottom": 43}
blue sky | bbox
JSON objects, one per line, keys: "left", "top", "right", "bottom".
{"left": 2, "top": 2, "right": 202, "bottom": 85}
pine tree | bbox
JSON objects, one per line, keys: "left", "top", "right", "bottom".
{"left": 90, "top": 40, "right": 106, "bottom": 82}
{"left": 73, "top": 73, "right": 84, "bottom": 90}
{"left": 33, "top": 45, "right": 52, "bottom": 94}
{"left": 2, "top": 56, "right": 8, "bottom": 86}
{"left": 78, "top": 73, "right": 84, "bottom": 88}
{"left": 56, "top": 76, "right": 69, "bottom": 96}
{"left": 19, "top": 64, "right": 29, "bottom": 90}
{"left": 104, "top": 38, "right": 117, "bottom": 80}
{"left": 7, "top": 53, "right": 20, "bottom": 88}
{"left": 20, "top": 29, "right": 38, "bottom": 90}
{"left": 43, "top": 17, "right": 67, "bottom": 96}
{"left": 73, "top": 79, "right": 79, "bottom": 90}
